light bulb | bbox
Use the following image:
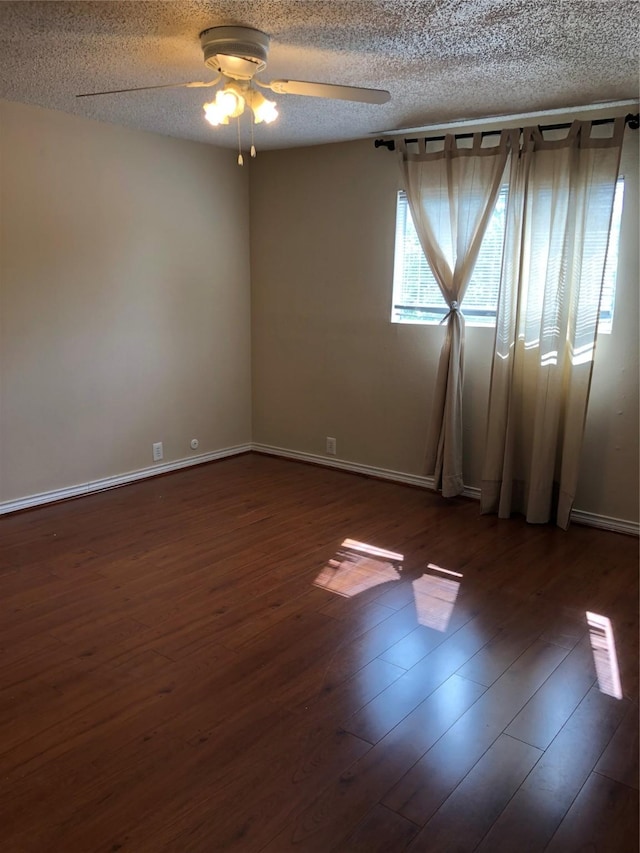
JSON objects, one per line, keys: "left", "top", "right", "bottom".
{"left": 249, "top": 90, "right": 278, "bottom": 124}
{"left": 255, "top": 100, "right": 278, "bottom": 124}
{"left": 203, "top": 101, "right": 228, "bottom": 126}
{"left": 219, "top": 85, "right": 245, "bottom": 119}
{"left": 203, "top": 84, "right": 247, "bottom": 127}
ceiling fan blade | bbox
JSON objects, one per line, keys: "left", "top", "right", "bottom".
{"left": 76, "top": 79, "right": 220, "bottom": 98}
{"left": 267, "top": 79, "right": 390, "bottom": 104}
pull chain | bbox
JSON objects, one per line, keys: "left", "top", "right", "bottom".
{"left": 250, "top": 109, "right": 256, "bottom": 158}
{"left": 237, "top": 116, "right": 243, "bottom": 166}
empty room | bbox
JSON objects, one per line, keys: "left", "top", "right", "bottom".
{"left": 0, "top": 2, "right": 638, "bottom": 851}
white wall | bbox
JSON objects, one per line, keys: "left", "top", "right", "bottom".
{"left": 250, "top": 131, "right": 639, "bottom": 525}
{"left": 0, "top": 100, "right": 252, "bottom": 504}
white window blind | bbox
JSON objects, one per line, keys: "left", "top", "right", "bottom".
{"left": 391, "top": 179, "right": 624, "bottom": 332}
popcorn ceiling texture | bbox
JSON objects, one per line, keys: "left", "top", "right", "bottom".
{"left": 0, "top": 0, "right": 637, "bottom": 150}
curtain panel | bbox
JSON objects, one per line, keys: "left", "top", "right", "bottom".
{"left": 398, "top": 131, "right": 515, "bottom": 496}
{"left": 480, "top": 118, "right": 625, "bottom": 528}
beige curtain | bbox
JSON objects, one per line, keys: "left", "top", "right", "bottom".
{"left": 481, "top": 119, "right": 625, "bottom": 528}
{"left": 399, "top": 131, "right": 514, "bottom": 496}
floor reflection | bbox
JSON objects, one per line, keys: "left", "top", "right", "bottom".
{"left": 412, "top": 564, "right": 462, "bottom": 632}
{"left": 586, "top": 611, "right": 623, "bottom": 699}
{"left": 313, "top": 539, "right": 403, "bottom": 598}
{"left": 313, "top": 545, "right": 464, "bottom": 634}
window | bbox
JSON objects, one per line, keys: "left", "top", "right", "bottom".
{"left": 391, "top": 178, "right": 624, "bottom": 332}
{"left": 598, "top": 177, "right": 624, "bottom": 334}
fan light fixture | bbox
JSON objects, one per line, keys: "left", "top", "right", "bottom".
{"left": 203, "top": 82, "right": 278, "bottom": 127}
{"left": 75, "top": 26, "right": 390, "bottom": 167}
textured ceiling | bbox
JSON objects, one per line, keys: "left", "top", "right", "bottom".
{"left": 0, "top": 1, "right": 638, "bottom": 151}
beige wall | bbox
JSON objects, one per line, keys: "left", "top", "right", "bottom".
{"left": 0, "top": 100, "right": 252, "bottom": 503}
{"left": 2, "top": 98, "right": 636, "bottom": 525}
{"left": 578, "top": 136, "right": 639, "bottom": 521}
{"left": 250, "top": 133, "right": 639, "bottom": 524}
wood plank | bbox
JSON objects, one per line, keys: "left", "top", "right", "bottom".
{"left": 594, "top": 700, "right": 639, "bottom": 789}
{"left": 343, "top": 593, "right": 518, "bottom": 744}
{"left": 475, "top": 686, "right": 631, "bottom": 852}
{"left": 545, "top": 771, "right": 639, "bottom": 853}
{"left": 407, "top": 734, "right": 542, "bottom": 852}
{"left": 145, "top": 724, "right": 372, "bottom": 852}
{"left": 504, "top": 632, "right": 595, "bottom": 748}
{"left": 285, "top": 656, "right": 406, "bottom": 722}
{"left": 455, "top": 596, "right": 553, "bottom": 686}
{"left": 291, "top": 601, "right": 421, "bottom": 704}
{"left": 381, "top": 638, "right": 568, "bottom": 825}
{"left": 260, "top": 674, "right": 486, "bottom": 852}
{"left": 339, "top": 804, "right": 419, "bottom": 852}
{"left": 376, "top": 582, "right": 489, "bottom": 670}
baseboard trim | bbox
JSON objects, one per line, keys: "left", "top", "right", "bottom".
{"left": 462, "top": 484, "right": 481, "bottom": 501}
{"left": 2, "top": 441, "right": 637, "bottom": 536}
{"left": 252, "top": 443, "right": 638, "bottom": 536}
{"left": 0, "top": 444, "right": 252, "bottom": 516}
{"left": 569, "top": 509, "right": 639, "bottom": 536}
{"left": 252, "top": 443, "right": 436, "bottom": 490}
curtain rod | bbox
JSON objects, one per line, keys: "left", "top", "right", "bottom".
{"left": 374, "top": 112, "right": 640, "bottom": 151}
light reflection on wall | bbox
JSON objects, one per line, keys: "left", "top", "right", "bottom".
{"left": 411, "top": 563, "right": 462, "bottom": 632}
{"left": 586, "top": 611, "right": 623, "bottom": 700}
{"left": 313, "top": 539, "right": 403, "bottom": 598}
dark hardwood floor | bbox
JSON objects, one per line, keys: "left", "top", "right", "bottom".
{"left": 0, "top": 453, "right": 638, "bottom": 852}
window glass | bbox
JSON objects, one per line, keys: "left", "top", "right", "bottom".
{"left": 391, "top": 179, "right": 624, "bottom": 332}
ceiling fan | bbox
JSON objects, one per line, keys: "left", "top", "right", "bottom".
{"left": 77, "top": 26, "right": 391, "bottom": 161}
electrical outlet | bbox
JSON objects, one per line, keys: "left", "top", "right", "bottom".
{"left": 190, "top": 439, "right": 199, "bottom": 450}
{"left": 326, "top": 436, "right": 337, "bottom": 455}
{"left": 152, "top": 442, "right": 163, "bottom": 462}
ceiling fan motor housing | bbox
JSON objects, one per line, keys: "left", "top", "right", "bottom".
{"left": 200, "top": 26, "right": 270, "bottom": 80}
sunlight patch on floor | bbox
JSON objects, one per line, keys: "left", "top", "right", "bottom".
{"left": 586, "top": 611, "right": 623, "bottom": 699}
{"left": 411, "top": 564, "right": 462, "bottom": 632}
{"left": 313, "top": 545, "right": 462, "bottom": 634}
{"left": 313, "top": 539, "right": 403, "bottom": 598}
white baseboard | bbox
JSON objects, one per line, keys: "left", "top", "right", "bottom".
{"left": 252, "top": 443, "right": 639, "bottom": 536}
{"left": 0, "top": 444, "right": 251, "bottom": 515}
{"left": 462, "top": 484, "right": 482, "bottom": 501}
{"left": 3, "top": 441, "right": 638, "bottom": 537}
{"left": 252, "top": 443, "right": 436, "bottom": 490}
{"left": 569, "top": 509, "right": 639, "bottom": 536}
